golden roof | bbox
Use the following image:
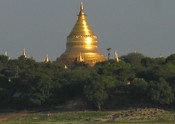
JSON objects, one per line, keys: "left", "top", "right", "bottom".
{"left": 68, "top": 2, "right": 94, "bottom": 37}
{"left": 59, "top": 2, "right": 107, "bottom": 66}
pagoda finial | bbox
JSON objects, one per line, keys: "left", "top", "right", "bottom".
{"left": 80, "top": 2, "right": 84, "bottom": 11}
{"left": 4, "top": 51, "right": 10, "bottom": 60}
{"left": 4, "top": 51, "right": 8, "bottom": 56}
{"left": 44, "top": 54, "right": 50, "bottom": 63}
{"left": 115, "top": 51, "right": 119, "bottom": 62}
{"left": 22, "top": 48, "right": 27, "bottom": 58}
{"left": 77, "top": 52, "right": 84, "bottom": 62}
{"left": 78, "top": 2, "right": 86, "bottom": 18}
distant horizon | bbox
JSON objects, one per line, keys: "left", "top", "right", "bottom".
{"left": 0, "top": 0, "right": 175, "bottom": 61}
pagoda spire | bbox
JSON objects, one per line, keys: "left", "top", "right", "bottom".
{"left": 68, "top": 2, "right": 94, "bottom": 37}
{"left": 80, "top": 2, "right": 84, "bottom": 11}
{"left": 4, "top": 51, "right": 8, "bottom": 56}
{"left": 4, "top": 51, "right": 10, "bottom": 60}
{"left": 115, "top": 51, "right": 119, "bottom": 62}
{"left": 77, "top": 52, "right": 84, "bottom": 62}
{"left": 78, "top": 2, "right": 86, "bottom": 19}
{"left": 22, "top": 48, "right": 27, "bottom": 58}
{"left": 44, "top": 54, "right": 50, "bottom": 63}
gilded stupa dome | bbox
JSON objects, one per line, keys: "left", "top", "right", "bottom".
{"left": 59, "top": 2, "right": 107, "bottom": 66}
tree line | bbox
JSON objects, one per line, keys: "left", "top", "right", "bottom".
{"left": 0, "top": 53, "right": 175, "bottom": 110}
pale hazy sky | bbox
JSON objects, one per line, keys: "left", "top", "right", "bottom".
{"left": 0, "top": 0, "right": 175, "bottom": 61}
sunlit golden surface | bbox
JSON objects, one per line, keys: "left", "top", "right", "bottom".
{"left": 59, "top": 2, "right": 107, "bottom": 66}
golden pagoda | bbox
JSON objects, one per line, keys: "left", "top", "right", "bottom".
{"left": 22, "top": 48, "right": 27, "bottom": 58}
{"left": 77, "top": 52, "right": 84, "bottom": 62}
{"left": 44, "top": 54, "right": 50, "bottom": 63}
{"left": 115, "top": 51, "right": 119, "bottom": 62}
{"left": 59, "top": 2, "right": 107, "bottom": 66}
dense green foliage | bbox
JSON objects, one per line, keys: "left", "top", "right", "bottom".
{"left": 0, "top": 53, "right": 175, "bottom": 110}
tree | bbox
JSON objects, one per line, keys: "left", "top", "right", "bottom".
{"left": 10, "top": 71, "right": 54, "bottom": 107}
{"left": 141, "top": 57, "right": 156, "bottom": 67}
{"left": 166, "top": 54, "right": 175, "bottom": 64}
{"left": 84, "top": 73, "right": 115, "bottom": 110}
{"left": 0, "top": 55, "right": 9, "bottom": 64}
{"left": 148, "top": 78, "right": 174, "bottom": 104}
{"left": 121, "top": 52, "right": 145, "bottom": 67}
{"left": 0, "top": 55, "right": 9, "bottom": 71}
{"left": 114, "top": 66, "right": 135, "bottom": 83}
{"left": 27, "top": 73, "right": 54, "bottom": 106}
{"left": 130, "top": 78, "right": 148, "bottom": 100}
{"left": 154, "top": 64, "right": 175, "bottom": 81}
{"left": 141, "top": 57, "right": 165, "bottom": 68}
{"left": 0, "top": 75, "right": 12, "bottom": 107}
